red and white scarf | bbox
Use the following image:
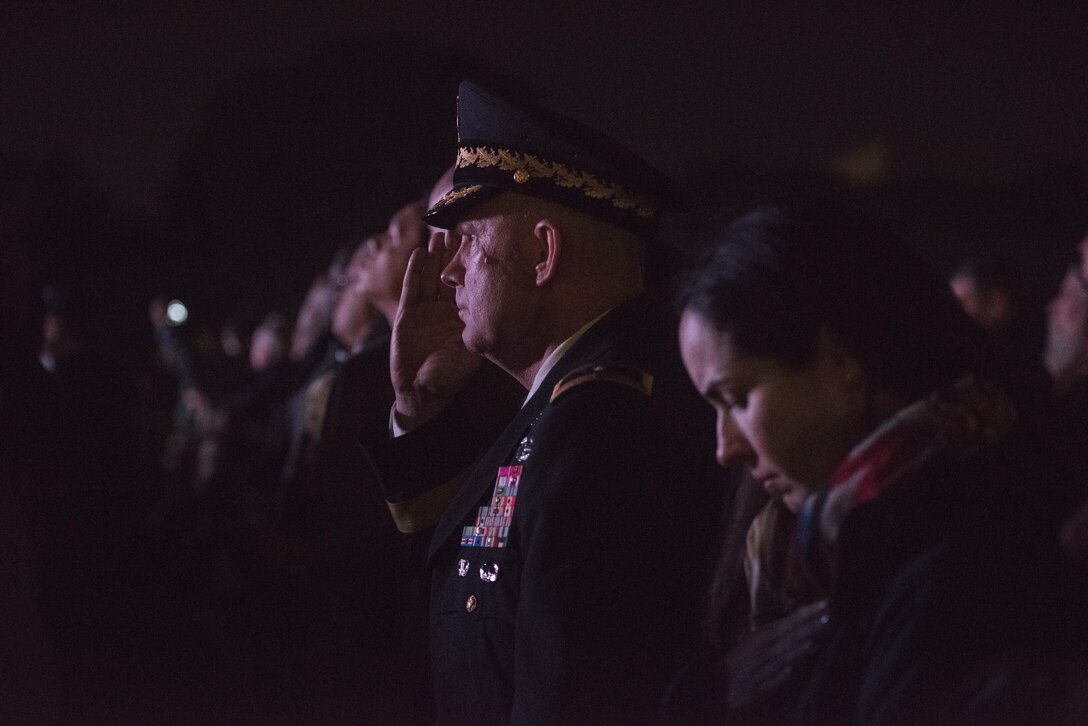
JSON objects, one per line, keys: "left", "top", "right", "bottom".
{"left": 803, "top": 376, "right": 1017, "bottom": 550}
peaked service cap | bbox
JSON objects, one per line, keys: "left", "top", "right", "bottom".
{"left": 424, "top": 80, "right": 679, "bottom": 240}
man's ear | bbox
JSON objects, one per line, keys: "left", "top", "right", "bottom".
{"left": 533, "top": 219, "right": 561, "bottom": 287}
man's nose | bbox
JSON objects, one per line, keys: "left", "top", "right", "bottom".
{"left": 439, "top": 233, "right": 465, "bottom": 288}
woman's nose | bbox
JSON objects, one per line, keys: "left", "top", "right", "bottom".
{"left": 715, "top": 410, "right": 754, "bottom": 468}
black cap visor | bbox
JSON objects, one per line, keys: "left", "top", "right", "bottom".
{"left": 424, "top": 183, "right": 501, "bottom": 230}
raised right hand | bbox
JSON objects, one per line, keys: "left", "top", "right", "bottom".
{"left": 390, "top": 231, "right": 482, "bottom": 430}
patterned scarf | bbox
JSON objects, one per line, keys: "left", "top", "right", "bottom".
{"left": 795, "top": 376, "right": 1017, "bottom": 579}
{"left": 745, "top": 499, "right": 825, "bottom": 629}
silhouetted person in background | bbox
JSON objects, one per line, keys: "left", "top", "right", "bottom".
{"left": 287, "top": 199, "right": 432, "bottom": 724}
{"left": 279, "top": 248, "right": 355, "bottom": 492}
{"left": 951, "top": 254, "right": 1048, "bottom": 402}
{"left": 0, "top": 221, "right": 58, "bottom": 724}
{"left": 950, "top": 256, "right": 1021, "bottom": 332}
{"left": 1043, "top": 243, "right": 1088, "bottom": 487}
{"left": 30, "top": 283, "right": 142, "bottom": 723}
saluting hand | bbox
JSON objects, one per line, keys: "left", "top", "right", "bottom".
{"left": 390, "top": 231, "right": 482, "bottom": 431}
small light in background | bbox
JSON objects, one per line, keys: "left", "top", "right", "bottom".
{"left": 828, "top": 138, "right": 890, "bottom": 187}
{"left": 166, "top": 299, "right": 189, "bottom": 326}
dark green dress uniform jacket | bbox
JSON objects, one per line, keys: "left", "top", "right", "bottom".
{"left": 367, "top": 295, "right": 725, "bottom": 725}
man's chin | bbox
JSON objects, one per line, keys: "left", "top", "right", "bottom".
{"left": 462, "top": 329, "right": 486, "bottom": 356}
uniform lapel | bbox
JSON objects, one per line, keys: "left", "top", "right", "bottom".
{"left": 425, "top": 298, "right": 643, "bottom": 562}
{"left": 427, "top": 392, "right": 547, "bottom": 561}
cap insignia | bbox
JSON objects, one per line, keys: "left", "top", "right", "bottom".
{"left": 429, "top": 184, "right": 483, "bottom": 212}
{"left": 457, "top": 146, "right": 657, "bottom": 218}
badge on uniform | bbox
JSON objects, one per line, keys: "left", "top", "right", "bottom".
{"left": 479, "top": 562, "right": 500, "bottom": 582}
{"left": 515, "top": 433, "right": 533, "bottom": 462}
{"left": 460, "top": 465, "right": 521, "bottom": 548}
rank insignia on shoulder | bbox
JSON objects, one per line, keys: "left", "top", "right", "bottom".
{"left": 550, "top": 363, "right": 654, "bottom": 403}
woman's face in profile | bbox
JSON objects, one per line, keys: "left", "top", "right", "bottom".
{"left": 679, "top": 310, "right": 866, "bottom": 504}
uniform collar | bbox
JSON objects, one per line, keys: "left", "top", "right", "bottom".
{"left": 523, "top": 308, "right": 612, "bottom": 405}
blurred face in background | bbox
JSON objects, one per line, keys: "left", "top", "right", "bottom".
{"left": 1044, "top": 265, "right": 1088, "bottom": 389}
{"left": 680, "top": 310, "right": 866, "bottom": 509}
{"left": 41, "top": 312, "right": 64, "bottom": 351}
{"left": 220, "top": 325, "right": 245, "bottom": 359}
{"left": 949, "top": 275, "right": 1010, "bottom": 331}
{"left": 290, "top": 273, "right": 337, "bottom": 361}
{"left": 250, "top": 323, "right": 286, "bottom": 372}
{"left": 331, "top": 242, "right": 378, "bottom": 351}
{"left": 357, "top": 200, "right": 427, "bottom": 320}
{"left": 1080, "top": 235, "right": 1088, "bottom": 284}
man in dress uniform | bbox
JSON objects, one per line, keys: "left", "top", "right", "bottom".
{"left": 365, "top": 81, "right": 723, "bottom": 724}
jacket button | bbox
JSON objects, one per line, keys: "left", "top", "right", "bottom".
{"left": 466, "top": 595, "right": 478, "bottom": 612}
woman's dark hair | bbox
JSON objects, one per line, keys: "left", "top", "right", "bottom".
{"left": 679, "top": 203, "right": 989, "bottom": 400}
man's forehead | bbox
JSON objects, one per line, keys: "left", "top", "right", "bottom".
{"left": 451, "top": 217, "right": 488, "bottom": 238}
{"left": 450, "top": 196, "right": 516, "bottom": 233}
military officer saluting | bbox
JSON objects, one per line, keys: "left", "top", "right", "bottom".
{"left": 366, "top": 81, "right": 723, "bottom": 724}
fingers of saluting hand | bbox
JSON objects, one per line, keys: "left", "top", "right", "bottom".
{"left": 435, "top": 232, "right": 458, "bottom": 302}
{"left": 415, "top": 231, "right": 449, "bottom": 303}
{"left": 427, "top": 230, "right": 446, "bottom": 256}
{"left": 399, "top": 247, "right": 428, "bottom": 311}
{"left": 399, "top": 232, "right": 457, "bottom": 312}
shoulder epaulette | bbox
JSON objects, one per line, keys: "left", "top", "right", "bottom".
{"left": 550, "top": 363, "right": 654, "bottom": 403}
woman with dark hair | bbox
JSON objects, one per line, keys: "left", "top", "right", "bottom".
{"left": 676, "top": 204, "right": 1086, "bottom": 724}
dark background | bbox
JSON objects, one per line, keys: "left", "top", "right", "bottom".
{"left": 4, "top": 2, "right": 1088, "bottom": 343}
{"left": 3, "top": 5, "right": 1088, "bottom": 723}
